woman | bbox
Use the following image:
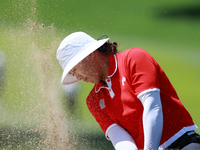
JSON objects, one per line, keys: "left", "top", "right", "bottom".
{"left": 57, "top": 32, "right": 200, "bottom": 149}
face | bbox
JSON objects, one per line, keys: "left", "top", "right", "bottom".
{"left": 69, "top": 54, "right": 102, "bottom": 84}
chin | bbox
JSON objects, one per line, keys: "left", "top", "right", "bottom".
{"left": 90, "top": 80, "right": 98, "bottom": 84}
{"left": 83, "top": 79, "right": 96, "bottom": 84}
{"left": 84, "top": 77, "right": 99, "bottom": 84}
{"left": 91, "top": 79, "right": 99, "bottom": 84}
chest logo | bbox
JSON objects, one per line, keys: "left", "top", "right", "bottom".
{"left": 99, "top": 99, "right": 106, "bottom": 109}
{"left": 122, "top": 77, "right": 126, "bottom": 86}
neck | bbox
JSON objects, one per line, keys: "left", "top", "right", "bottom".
{"left": 100, "top": 80, "right": 108, "bottom": 86}
{"left": 97, "top": 52, "right": 109, "bottom": 82}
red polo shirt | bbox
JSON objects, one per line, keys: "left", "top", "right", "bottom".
{"left": 86, "top": 48, "right": 196, "bottom": 149}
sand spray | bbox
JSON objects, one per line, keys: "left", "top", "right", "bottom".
{"left": 0, "top": 0, "right": 74, "bottom": 149}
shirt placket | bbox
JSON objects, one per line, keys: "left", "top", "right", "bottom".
{"left": 106, "top": 77, "right": 115, "bottom": 98}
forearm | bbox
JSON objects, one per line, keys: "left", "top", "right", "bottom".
{"left": 106, "top": 124, "right": 138, "bottom": 150}
{"left": 138, "top": 90, "right": 163, "bottom": 150}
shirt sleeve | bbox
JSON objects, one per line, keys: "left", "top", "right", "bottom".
{"left": 128, "top": 48, "right": 160, "bottom": 96}
{"left": 86, "top": 91, "right": 115, "bottom": 133}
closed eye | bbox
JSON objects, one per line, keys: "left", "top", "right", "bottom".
{"left": 69, "top": 72, "right": 75, "bottom": 76}
{"left": 69, "top": 68, "right": 76, "bottom": 76}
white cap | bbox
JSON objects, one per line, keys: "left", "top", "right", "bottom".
{"left": 56, "top": 32, "right": 109, "bottom": 85}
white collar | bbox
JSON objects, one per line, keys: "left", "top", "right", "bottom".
{"left": 95, "top": 54, "right": 117, "bottom": 93}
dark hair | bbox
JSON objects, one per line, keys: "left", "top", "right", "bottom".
{"left": 97, "top": 41, "right": 118, "bottom": 55}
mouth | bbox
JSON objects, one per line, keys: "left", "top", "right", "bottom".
{"left": 82, "top": 77, "right": 88, "bottom": 82}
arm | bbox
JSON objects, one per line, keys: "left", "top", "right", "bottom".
{"left": 87, "top": 91, "right": 136, "bottom": 149}
{"left": 106, "top": 123, "right": 138, "bottom": 150}
{"left": 138, "top": 90, "right": 163, "bottom": 150}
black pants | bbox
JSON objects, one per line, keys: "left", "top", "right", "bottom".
{"left": 167, "top": 131, "right": 200, "bottom": 149}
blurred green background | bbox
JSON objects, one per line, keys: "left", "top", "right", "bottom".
{"left": 0, "top": 0, "right": 200, "bottom": 149}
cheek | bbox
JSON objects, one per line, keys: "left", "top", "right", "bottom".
{"left": 78, "top": 59, "right": 100, "bottom": 79}
{"left": 77, "top": 64, "right": 92, "bottom": 77}
{"left": 83, "top": 66, "right": 100, "bottom": 80}
{"left": 84, "top": 69, "right": 95, "bottom": 77}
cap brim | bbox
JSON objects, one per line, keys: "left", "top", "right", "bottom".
{"left": 61, "top": 38, "right": 109, "bottom": 85}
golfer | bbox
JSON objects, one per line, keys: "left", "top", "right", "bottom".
{"left": 57, "top": 32, "right": 200, "bottom": 149}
